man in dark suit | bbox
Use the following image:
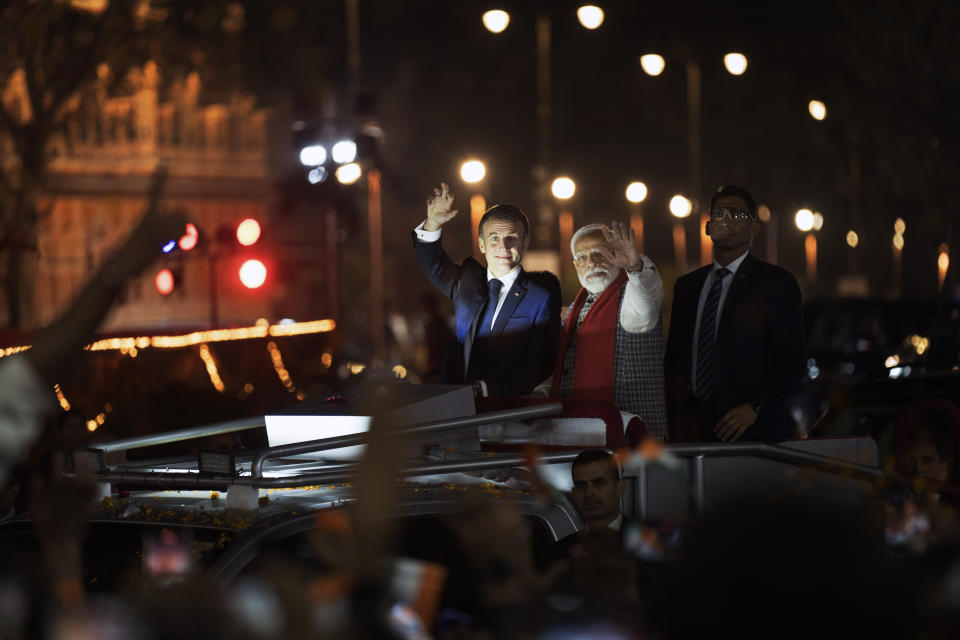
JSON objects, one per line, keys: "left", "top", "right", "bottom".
{"left": 412, "top": 183, "right": 561, "bottom": 396}
{"left": 665, "top": 185, "right": 805, "bottom": 443}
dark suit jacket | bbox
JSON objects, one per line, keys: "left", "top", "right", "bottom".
{"left": 664, "top": 253, "right": 805, "bottom": 442}
{"left": 413, "top": 232, "right": 561, "bottom": 396}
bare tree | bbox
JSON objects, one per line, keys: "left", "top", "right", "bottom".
{"left": 0, "top": 0, "right": 148, "bottom": 328}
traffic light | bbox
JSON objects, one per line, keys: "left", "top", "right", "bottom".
{"left": 236, "top": 218, "right": 261, "bottom": 246}
{"left": 162, "top": 223, "right": 200, "bottom": 254}
{"left": 179, "top": 223, "right": 199, "bottom": 251}
{"left": 239, "top": 259, "right": 267, "bottom": 289}
{"left": 233, "top": 218, "right": 267, "bottom": 289}
{"left": 155, "top": 268, "right": 175, "bottom": 295}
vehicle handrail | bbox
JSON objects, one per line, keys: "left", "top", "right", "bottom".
{"left": 95, "top": 416, "right": 267, "bottom": 453}
{"left": 250, "top": 402, "right": 564, "bottom": 478}
{"left": 95, "top": 439, "right": 882, "bottom": 491}
{"left": 665, "top": 442, "right": 882, "bottom": 479}
{"left": 96, "top": 450, "right": 581, "bottom": 490}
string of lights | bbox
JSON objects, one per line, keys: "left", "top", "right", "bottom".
{"left": 0, "top": 318, "right": 336, "bottom": 359}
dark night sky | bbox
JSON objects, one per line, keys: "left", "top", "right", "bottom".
{"left": 275, "top": 0, "right": 959, "bottom": 315}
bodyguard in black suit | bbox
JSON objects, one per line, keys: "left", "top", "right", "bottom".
{"left": 413, "top": 183, "right": 561, "bottom": 396}
{"left": 665, "top": 185, "right": 805, "bottom": 443}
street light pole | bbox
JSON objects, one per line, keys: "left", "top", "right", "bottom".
{"left": 535, "top": 14, "right": 553, "bottom": 249}
{"left": 367, "top": 168, "right": 384, "bottom": 361}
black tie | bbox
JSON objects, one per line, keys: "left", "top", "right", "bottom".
{"left": 476, "top": 279, "right": 503, "bottom": 338}
{"left": 695, "top": 268, "right": 730, "bottom": 399}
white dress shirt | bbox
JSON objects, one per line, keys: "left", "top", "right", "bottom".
{"left": 690, "top": 250, "right": 750, "bottom": 390}
{"left": 485, "top": 266, "right": 520, "bottom": 331}
{"left": 619, "top": 257, "right": 662, "bottom": 334}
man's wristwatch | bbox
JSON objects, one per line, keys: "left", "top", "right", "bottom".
{"left": 625, "top": 261, "right": 644, "bottom": 275}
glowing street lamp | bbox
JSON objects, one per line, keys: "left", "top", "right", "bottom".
{"left": 576, "top": 5, "right": 604, "bottom": 29}
{"left": 808, "top": 100, "right": 827, "bottom": 121}
{"left": 460, "top": 159, "right": 486, "bottom": 184}
{"left": 331, "top": 139, "right": 357, "bottom": 164}
{"left": 794, "top": 208, "right": 814, "bottom": 232}
{"left": 482, "top": 9, "right": 510, "bottom": 33}
{"left": 299, "top": 144, "right": 327, "bottom": 167}
{"left": 669, "top": 195, "right": 692, "bottom": 218}
{"left": 894, "top": 217, "right": 906, "bottom": 235}
{"left": 625, "top": 181, "right": 647, "bottom": 203}
{"left": 551, "top": 176, "right": 576, "bottom": 200}
{"left": 640, "top": 54, "right": 666, "bottom": 76}
{"left": 724, "top": 52, "right": 748, "bottom": 75}
{"left": 846, "top": 230, "right": 859, "bottom": 248}
{"left": 336, "top": 162, "right": 362, "bottom": 185}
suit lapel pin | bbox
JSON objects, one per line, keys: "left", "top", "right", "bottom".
{"left": 514, "top": 291, "right": 519, "bottom": 296}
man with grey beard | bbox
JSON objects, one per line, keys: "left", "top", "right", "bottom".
{"left": 548, "top": 222, "right": 668, "bottom": 440}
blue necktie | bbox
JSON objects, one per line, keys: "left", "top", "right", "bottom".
{"left": 476, "top": 279, "right": 503, "bottom": 338}
{"left": 695, "top": 268, "right": 730, "bottom": 399}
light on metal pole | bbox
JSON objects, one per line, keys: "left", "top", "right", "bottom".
{"left": 550, "top": 176, "right": 577, "bottom": 260}
{"left": 482, "top": 9, "right": 510, "bottom": 33}
{"left": 893, "top": 218, "right": 905, "bottom": 296}
{"left": 576, "top": 5, "right": 604, "bottom": 29}
{"left": 846, "top": 229, "right": 859, "bottom": 274}
{"left": 795, "top": 209, "right": 816, "bottom": 282}
{"left": 553, "top": 177, "right": 576, "bottom": 283}
{"left": 625, "top": 181, "right": 647, "bottom": 254}
{"left": 670, "top": 195, "right": 691, "bottom": 273}
{"left": 461, "top": 159, "right": 488, "bottom": 261}
{"left": 892, "top": 230, "right": 905, "bottom": 297}
{"left": 938, "top": 243, "right": 950, "bottom": 292}
{"left": 723, "top": 52, "right": 748, "bottom": 75}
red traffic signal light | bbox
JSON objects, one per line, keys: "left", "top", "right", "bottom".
{"left": 236, "top": 218, "right": 261, "bottom": 246}
{"left": 179, "top": 223, "right": 199, "bottom": 251}
{"left": 155, "top": 268, "right": 175, "bottom": 295}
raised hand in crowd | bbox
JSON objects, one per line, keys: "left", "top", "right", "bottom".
{"left": 423, "top": 182, "right": 459, "bottom": 231}
{"left": 597, "top": 220, "right": 641, "bottom": 270}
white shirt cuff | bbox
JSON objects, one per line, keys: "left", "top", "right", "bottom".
{"left": 414, "top": 220, "right": 442, "bottom": 242}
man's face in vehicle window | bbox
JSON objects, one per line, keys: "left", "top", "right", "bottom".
{"left": 571, "top": 460, "right": 624, "bottom": 529}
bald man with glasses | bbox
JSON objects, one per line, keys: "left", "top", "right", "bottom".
{"left": 664, "top": 185, "right": 805, "bottom": 443}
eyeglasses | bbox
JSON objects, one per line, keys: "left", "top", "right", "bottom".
{"left": 709, "top": 206, "right": 754, "bottom": 221}
{"left": 572, "top": 248, "right": 609, "bottom": 265}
